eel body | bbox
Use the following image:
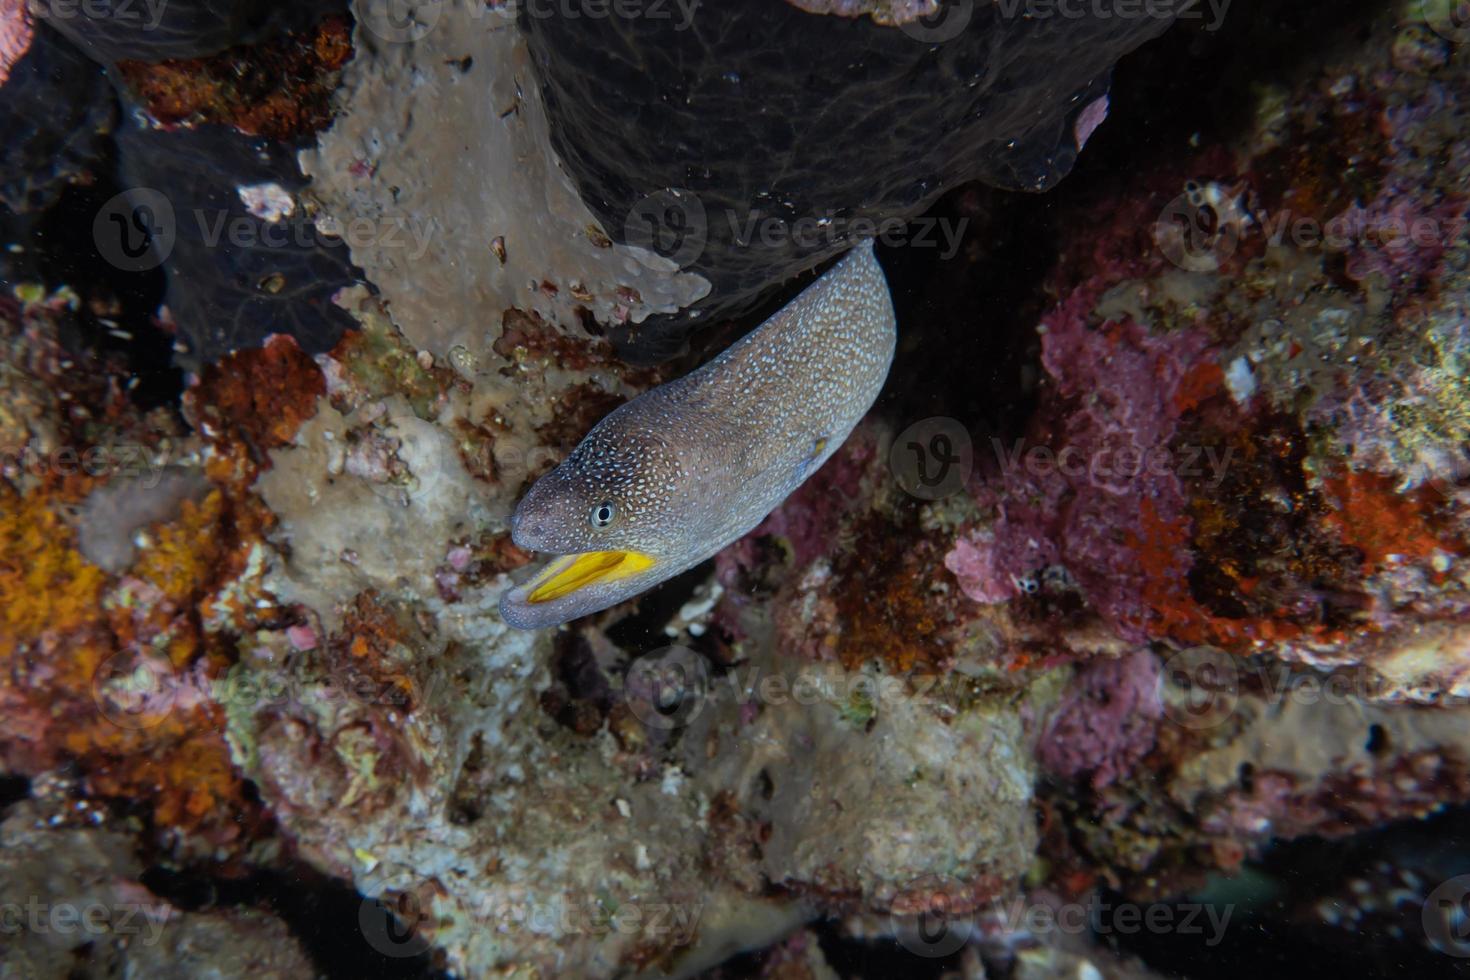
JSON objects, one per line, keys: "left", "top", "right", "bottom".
{"left": 500, "top": 241, "right": 896, "bottom": 630}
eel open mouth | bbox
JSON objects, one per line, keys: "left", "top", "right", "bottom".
{"left": 522, "top": 550, "right": 657, "bottom": 604}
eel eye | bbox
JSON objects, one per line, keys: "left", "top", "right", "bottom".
{"left": 590, "top": 502, "right": 616, "bottom": 528}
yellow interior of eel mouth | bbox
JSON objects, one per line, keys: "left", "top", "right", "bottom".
{"left": 524, "top": 550, "right": 657, "bottom": 604}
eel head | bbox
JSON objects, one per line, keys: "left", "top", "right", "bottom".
{"left": 499, "top": 417, "right": 687, "bottom": 629}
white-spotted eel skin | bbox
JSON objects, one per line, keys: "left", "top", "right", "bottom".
{"left": 500, "top": 241, "right": 896, "bottom": 630}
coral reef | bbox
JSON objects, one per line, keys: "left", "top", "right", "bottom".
{"left": 0, "top": 789, "right": 314, "bottom": 978}
{"left": 3, "top": 0, "right": 1470, "bottom": 977}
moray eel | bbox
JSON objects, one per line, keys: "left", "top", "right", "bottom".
{"left": 500, "top": 241, "right": 896, "bottom": 630}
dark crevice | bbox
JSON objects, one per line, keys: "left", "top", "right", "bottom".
{"left": 0, "top": 774, "right": 31, "bottom": 812}
{"left": 21, "top": 171, "right": 183, "bottom": 411}
{"left": 604, "top": 559, "right": 720, "bottom": 653}
{"left": 140, "top": 864, "right": 447, "bottom": 979}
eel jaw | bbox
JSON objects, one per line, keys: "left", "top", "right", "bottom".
{"left": 499, "top": 549, "right": 659, "bottom": 630}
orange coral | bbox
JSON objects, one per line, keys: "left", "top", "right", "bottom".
{"left": 1130, "top": 497, "right": 1342, "bottom": 650}
{"left": 1322, "top": 470, "right": 1462, "bottom": 571}
{"left": 187, "top": 334, "right": 325, "bottom": 461}
{"left": 132, "top": 491, "right": 227, "bottom": 609}
{"left": 1173, "top": 360, "right": 1225, "bottom": 413}
{"left": 327, "top": 591, "right": 421, "bottom": 711}
{"left": 833, "top": 515, "right": 958, "bottom": 673}
{"left": 0, "top": 487, "right": 105, "bottom": 648}
{"left": 115, "top": 15, "right": 353, "bottom": 140}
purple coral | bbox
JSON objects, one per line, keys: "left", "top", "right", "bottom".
{"left": 946, "top": 287, "right": 1216, "bottom": 639}
{"left": 1039, "top": 650, "right": 1162, "bottom": 790}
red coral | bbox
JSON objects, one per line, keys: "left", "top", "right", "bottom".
{"left": 1322, "top": 470, "right": 1462, "bottom": 571}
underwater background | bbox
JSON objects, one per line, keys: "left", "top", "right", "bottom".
{"left": 2, "top": 0, "right": 1470, "bottom": 977}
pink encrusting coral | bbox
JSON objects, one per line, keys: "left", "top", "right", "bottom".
{"left": 947, "top": 285, "right": 1218, "bottom": 641}
{"left": 1339, "top": 189, "right": 1466, "bottom": 288}
{"left": 1038, "top": 650, "right": 1162, "bottom": 790}
{"left": 0, "top": 0, "right": 32, "bottom": 86}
